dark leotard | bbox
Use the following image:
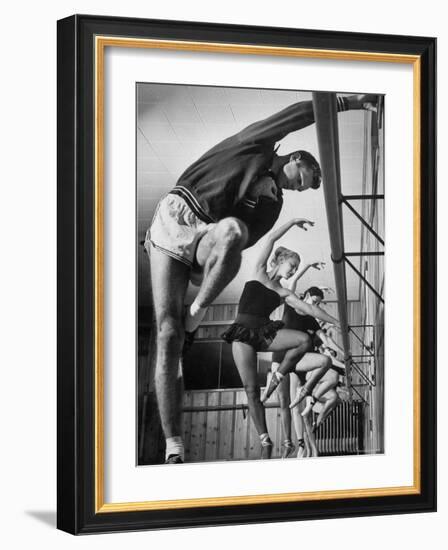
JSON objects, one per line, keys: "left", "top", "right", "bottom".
{"left": 221, "top": 280, "right": 284, "bottom": 351}
{"left": 282, "top": 303, "right": 320, "bottom": 333}
{"left": 236, "top": 280, "right": 281, "bottom": 322}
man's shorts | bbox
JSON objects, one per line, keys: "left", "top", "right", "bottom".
{"left": 144, "top": 194, "right": 214, "bottom": 267}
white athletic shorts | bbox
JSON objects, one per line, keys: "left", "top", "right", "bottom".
{"left": 145, "top": 194, "right": 214, "bottom": 267}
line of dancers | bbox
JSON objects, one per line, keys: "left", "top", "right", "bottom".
{"left": 221, "top": 219, "right": 348, "bottom": 459}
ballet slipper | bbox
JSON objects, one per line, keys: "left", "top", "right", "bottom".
{"left": 289, "top": 386, "right": 310, "bottom": 409}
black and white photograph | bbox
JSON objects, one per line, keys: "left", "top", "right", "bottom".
{"left": 136, "top": 83, "right": 384, "bottom": 466}
{"left": 1, "top": 0, "right": 440, "bottom": 541}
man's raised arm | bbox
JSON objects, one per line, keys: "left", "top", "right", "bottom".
{"left": 237, "top": 94, "right": 378, "bottom": 144}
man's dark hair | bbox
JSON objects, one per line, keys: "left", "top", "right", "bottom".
{"left": 304, "top": 286, "right": 325, "bottom": 300}
{"left": 291, "top": 150, "right": 322, "bottom": 189}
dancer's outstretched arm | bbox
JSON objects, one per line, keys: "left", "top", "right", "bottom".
{"left": 319, "top": 330, "right": 345, "bottom": 355}
{"left": 287, "top": 261, "right": 326, "bottom": 294}
{"left": 254, "top": 218, "right": 313, "bottom": 272}
{"left": 285, "top": 292, "right": 339, "bottom": 326}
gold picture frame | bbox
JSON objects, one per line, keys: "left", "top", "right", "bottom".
{"left": 58, "top": 15, "right": 436, "bottom": 534}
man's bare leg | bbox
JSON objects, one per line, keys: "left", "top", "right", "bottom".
{"left": 184, "top": 218, "right": 248, "bottom": 332}
{"left": 150, "top": 247, "right": 190, "bottom": 461}
{"left": 151, "top": 217, "right": 248, "bottom": 461}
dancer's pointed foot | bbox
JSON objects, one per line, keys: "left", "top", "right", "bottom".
{"left": 260, "top": 438, "right": 273, "bottom": 459}
{"left": 301, "top": 396, "right": 315, "bottom": 417}
{"left": 281, "top": 439, "right": 295, "bottom": 459}
{"left": 289, "top": 386, "right": 310, "bottom": 409}
{"left": 261, "top": 372, "right": 273, "bottom": 402}
{"left": 165, "top": 454, "right": 183, "bottom": 464}
{"left": 261, "top": 372, "right": 283, "bottom": 403}
{"left": 296, "top": 439, "right": 306, "bottom": 459}
{"left": 312, "top": 420, "right": 321, "bottom": 433}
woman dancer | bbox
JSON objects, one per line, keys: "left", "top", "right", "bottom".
{"left": 263, "top": 283, "right": 345, "bottom": 457}
{"left": 288, "top": 339, "right": 346, "bottom": 457}
{"left": 288, "top": 352, "right": 343, "bottom": 458}
{"left": 264, "top": 265, "right": 327, "bottom": 458}
{"left": 221, "top": 218, "right": 338, "bottom": 459}
{"left": 297, "top": 347, "right": 345, "bottom": 431}
{"left": 261, "top": 285, "right": 345, "bottom": 409}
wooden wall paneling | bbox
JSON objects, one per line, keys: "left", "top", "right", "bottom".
{"left": 234, "top": 390, "right": 248, "bottom": 460}
{"left": 247, "top": 405, "right": 260, "bottom": 460}
{"left": 218, "top": 391, "right": 235, "bottom": 460}
{"left": 182, "top": 390, "right": 193, "bottom": 463}
{"left": 204, "top": 391, "right": 220, "bottom": 462}
{"left": 189, "top": 391, "right": 207, "bottom": 462}
{"left": 266, "top": 398, "right": 281, "bottom": 459}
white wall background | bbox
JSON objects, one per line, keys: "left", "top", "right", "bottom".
{"left": 0, "top": 0, "right": 444, "bottom": 547}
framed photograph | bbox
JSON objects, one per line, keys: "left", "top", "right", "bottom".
{"left": 57, "top": 14, "right": 436, "bottom": 534}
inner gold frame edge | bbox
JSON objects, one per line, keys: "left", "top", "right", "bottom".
{"left": 94, "top": 35, "right": 421, "bottom": 513}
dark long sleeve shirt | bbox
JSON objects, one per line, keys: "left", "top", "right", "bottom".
{"left": 169, "top": 97, "right": 348, "bottom": 248}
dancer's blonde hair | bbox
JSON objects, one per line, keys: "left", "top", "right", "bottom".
{"left": 270, "top": 246, "right": 300, "bottom": 268}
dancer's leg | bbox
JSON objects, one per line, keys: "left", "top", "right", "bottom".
{"left": 270, "top": 353, "right": 296, "bottom": 457}
{"left": 275, "top": 370, "right": 295, "bottom": 458}
{"left": 290, "top": 374, "right": 306, "bottom": 457}
{"left": 301, "top": 369, "right": 339, "bottom": 415}
{"left": 261, "top": 330, "right": 311, "bottom": 402}
{"left": 302, "top": 431, "right": 311, "bottom": 457}
{"left": 303, "top": 413, "right": 318, "bottom": 457}
{"left": 315, "top": 390, "right": 340, "bottom": 429}
{"left": 267, "top": 329, "right": 312, "bottom": 354}
{"left": 313, "top": 369, "right": 339, "bottom": 401}
{"left": 232, "top": 342, "right": 272, "bottom": 458}
{"left": 289, "top": 353, "right": 332, "bottom": 408}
